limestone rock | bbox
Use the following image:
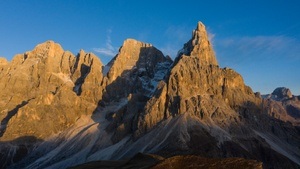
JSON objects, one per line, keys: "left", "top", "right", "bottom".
{"left": 271, "top": 87, "right": 293, "bottom": 100}
{"left": 135, "top": 81, "right": 168, "bottom": 137}
{"left": 29, "top": 40, "right": 65, "bottom": 59}
{"left": 1, "top": 22, "right": 300, "bottom": 169}
{"left": 102, "top": 39, "right": 172, "bottom": 142}
{"left": 0, "top": 57, "right": 8, "bottom": 73}
{"left": 178, "top": 21, "right": 218, "bottom": 66}
{"left": 103, "top": 38, "right": 172, "bottom": 101}
{"left": 135, "top": 23, "right": 260, "bottom": 137}
{"left": 107, "top": 39, "right": 154, "bottom": 82}
{"left": 72, "top": 50, "right": 105, "bottom": 103}
{"left": 131, "top": 22, "right": 300, "bottom": 168}
{"left": 262, "top": 87, "right": 300, "bottom": 126}
{"left": 0, "top": 57, "right": 8, "bottom": 65}
{"left": 0, "top": 41, "right": 105, "bottom": 141}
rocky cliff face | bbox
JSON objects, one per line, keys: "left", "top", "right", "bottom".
{"left": 101, "top": 39, "right": 172, "bottom": 143}
{"left": 0, "top": 57, "right": 8, "bottom": 71}
{"left": 103, "top": 38, "right": 172, "bottom": 100}
{"left": 0, "top": 41, "right": 105, "bottom": 141}
{"left": 0, "top": 22, "right": 300, "bottom": 169}
{"left": 135, "top": 22, "right": 260, "bottom": 138}
{"left": 177, "top": 22, "right": 218, "bottom": 66}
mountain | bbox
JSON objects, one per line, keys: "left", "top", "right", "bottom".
{"left": 262, "top": 87, "right": 300, "bottom": 126}
{"left": 0, "top": 41, "right": 106, "bottom": 168}
{"left": 0, "top": 41, "right": 105, "bottom": 140}
{"left": 0, "top": 22, "right": 299, "bottom": 169}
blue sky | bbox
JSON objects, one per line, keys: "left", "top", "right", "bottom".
{"left": 0, "top": 0, "right": 299, "bottom": 95}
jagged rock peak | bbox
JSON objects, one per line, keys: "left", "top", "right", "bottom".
{"left": 196, "top": 21, "right": 206, "bottom": 31}
{"left": 178, "top": 21, "right": 218, "bottom": 66}
{"left": 123, "top": 38, "right": 153, "bottom": 48}
{"left": 76, "top": 49, "right": 102, "bottom": 66}
{"left": 106, "top": 38, "right": 167, "bottom": 82}
{"left": 272, "top": 87, "right": 293, "bottom": 99}
{"left": 0, "top": 57, "right": 8, "bottom": 64}
{"left": 29, "top": 40, "right": 64, "bottom": 58}
{"left": 79, "top": 49, "right": 85, "bottom": 55}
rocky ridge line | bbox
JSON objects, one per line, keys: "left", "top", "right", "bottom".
{"left": 0, "top": 41, "right": 105, "bottom": 141}
{"left": 0, "top": 22, "right": 299, "bottom": 169}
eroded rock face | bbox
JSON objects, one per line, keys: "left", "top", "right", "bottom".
{"left": 132, "top": 22, "right": 300, "bottom": 169}
{"left": 0, "top": 57, "right": 8, "bottom": 63}
{"left": 103, "top": 39, "right": 172, "bottom": 101}
{"left": 0, "top": 58, "right": 8, "bottom": 78}
{"left": 271, "top": 87, "right": 293, "bottom": 100}
{"left": 0, "top": 57, "right": 8, "bottom": 66}
{"left": 1, "top": 22, "right": 300, "bottom": 169}
{"left": 135, "top": 22, "right": 260, "bottom": 137}
{"left": 263, "top": 87, "right": 300, "bottom": 126}
{"left": 178, "top": 22, "right": 218, "bottom": 66}
{"left": 102, "top": 39, "right": 172, "bottom": 143}
{"left": 72, "top": 50, "right": 105, "bottom": 103}
{"left": 107, "top": 39, "right": 155, "bottom": 82}
{"left": 0, "top": 41, "right": 105, "bottom": 141}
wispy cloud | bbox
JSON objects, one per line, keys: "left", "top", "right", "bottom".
{"left": 206, "top": 27, "right": 216, "bottom": 45}
{"left": 93, "top": 29, "right": 117, "bottom": 57}
{"left": 212, "top": 35, "right": 300, "bottom": 95}
{"left": 215, "top": 35, "right": 300, "bottom": 66}
{"left": 207, "top": 32, "right": 216, "bottom": 42}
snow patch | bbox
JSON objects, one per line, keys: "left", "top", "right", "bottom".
{"left": 139, "top": 61, "right": 171, "bottom": 97}
{"left": 51, "top": 72, "right": 73, "bottom": 84}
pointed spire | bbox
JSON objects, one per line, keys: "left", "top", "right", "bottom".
{"left": 178, "top": 21, "right": 218, "bottom": 66}
{"left": 196, "top": 21, "right": 206, "bottom": 32}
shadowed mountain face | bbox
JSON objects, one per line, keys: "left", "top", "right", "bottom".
{"left": 262, "top": 87, "right": 300, "bottom": 126}
{"left": 0, "top": 22, "right": 299, "bottom": 169}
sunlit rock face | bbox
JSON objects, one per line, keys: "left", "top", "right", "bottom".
{"left": 0, "top": 22, "right": 300, "bottom": 169}
{"left": 135, "top": 21, "right": 260, "bottom": 138}
{"left": 131, "top": 22, "right": 300, "bottom": 169}
{"left": 0, "top": 41, "right": 105, "bottom": 141}
{"left": 178, "top": 22, "right": 218, "bottom": 66}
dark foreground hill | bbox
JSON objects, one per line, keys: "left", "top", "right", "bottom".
{"left": 70, "top": 153, "right": 263, "bottom": 169}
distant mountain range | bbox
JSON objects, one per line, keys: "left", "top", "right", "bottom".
{"left": 0, "top": 22, "right": 299, "bottom": 169}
